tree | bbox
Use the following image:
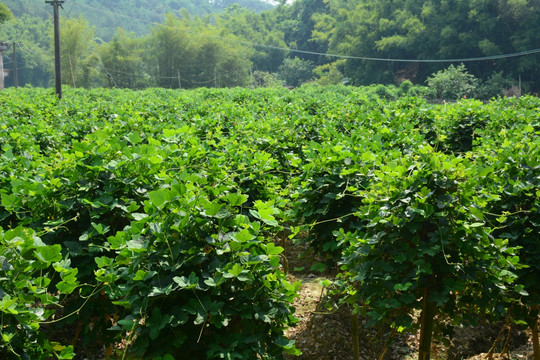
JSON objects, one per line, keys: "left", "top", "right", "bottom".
{"left": 97, "top": 28, "right": 147, "bottom": 89}
{"left": 250, "top": 70, "right": 281, "bottom": 88}
{"left": 148, "top": 12, "right": 251, "bottom": 89}
{"left": 148, "top": 13, "right": 194, "bottom": 88}
{"left": 278, "top": 57, "right": 313, "bottom": 86}
{"left": 426, "top": 64, "right": 479, "bottom": 100}
{"left": 0, "top": 15, "right": 52, "bottom": 87}
{"left": 313, "top": 59, "right": 346, "bottom": 85}
{"left": 477, "top": 71, "right": 514, "bottom": 100}
{"left": 0, "top": 3, "right": 13, "bottom": 24}
{"left": 60, "top": 17, "right": 97, "bottom": 88}
{"left": 217, "top": 5, "right": 287, "bottom": 73}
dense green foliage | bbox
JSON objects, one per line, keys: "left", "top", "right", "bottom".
{"left": 0, "top": 87, "right": 302, "bottom": 359}
{"left": 0, "top": 3, "right": 11, "bottom": 24}
{"left": 0, "top": 0, "right": 274, "bottom": 40}
{"left": 2, "top": 0, "right": 540, "bottom": 92}
{"left": 0, "top": 86, "right": 539, "bottom": 359}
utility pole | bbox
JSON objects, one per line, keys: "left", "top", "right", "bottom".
{"left": 12, "top": 42, "right": 17, "bottom": 88}
{"left": 0, "top": 42, "right": 9, "bottom": 90}
{"left": 46, "top": 0, "right": 64, "bottom": 99}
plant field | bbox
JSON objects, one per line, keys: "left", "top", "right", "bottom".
{"left": 0, "top": 86, "right": 539, "bottom": 359}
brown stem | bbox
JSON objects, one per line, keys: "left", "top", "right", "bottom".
{"left": 352, "top": 312, "right": 360, "bottom": 360}
{"left": 281, "top": 230, "right": 289, "bottom": 274}
{"left": 377, "top": 330, "right": 395, "bottom": 360}
{"left": 502, "top": 322, "right": 512, "bottom": 356}
{"left": 533, "top": 314, "right": 540, "bottom": 360}
{"left": 486, "top": 322, "right": 506, "bottom": 359}
{"left": 72, "top": 321, "right": 82, "bottom": 348}
{"left": 418, "top": 287, "right": 436, "bottom": 360}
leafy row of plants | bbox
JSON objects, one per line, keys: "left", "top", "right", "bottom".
{"left": 0, "top": 85, "right": 538, "bottom": 359}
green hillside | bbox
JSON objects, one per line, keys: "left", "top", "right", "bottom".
{"left": 1, "top": 0, "right": 274, "bottom": 40}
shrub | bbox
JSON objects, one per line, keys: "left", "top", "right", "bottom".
{"left": 477, "top": 71, "right": 514, "bottom": 100}
{"left": 278, "top": 57, "right": 314, "bottom": 87}
{"left": 426, "top": 64, "right": 479, "bottom": 100}
{"left": 251, "top": 71, "right": 281, "bottom": 88}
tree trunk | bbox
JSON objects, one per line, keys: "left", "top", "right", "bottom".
{"left": 418, "top": 287, "right": 436, "bottom": 360}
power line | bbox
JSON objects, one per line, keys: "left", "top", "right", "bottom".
{"left": 104, "top": 67, "right": 218, "bottom": 84}
{"left": 243, "top": 42, "right": 540, "bottom": 63}
{"left": 19, "top": 42, "right": 34, "bottom": 54}
{"left": 65, "top": 0, "right": 76, "bottom": 18}
{"left": 60, "top": 0, "right": 540, "bottom": 64}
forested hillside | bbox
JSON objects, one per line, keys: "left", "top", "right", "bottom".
{"left": 0, "top": 0, "right": 539, "bottom": 92}
{"left": 1, "top": 0, "right": 275, "bottom": 39}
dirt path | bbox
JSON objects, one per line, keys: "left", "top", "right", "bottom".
{"left": 282, "top": 261, "right": 534, "bottom": 360}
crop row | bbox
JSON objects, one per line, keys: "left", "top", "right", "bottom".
{"left": 0, "top": 86, "right": 538, "bottom": 359}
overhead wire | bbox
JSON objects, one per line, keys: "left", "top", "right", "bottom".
{"left": 65, "top": 0, "right": 76, "bottom": 18}
{"left": 240, "top": 42, "right": 540, "bottom": 63}
{"left": 17, "top": 41, "right": 34, "bottom": 55}
{"left": 103, "top": 66, "right": 217, "bottom": 85}
{"left": 2, "top": 54, "right": 13, "bottom": 64}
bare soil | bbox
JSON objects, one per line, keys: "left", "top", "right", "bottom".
{"left": 283, "top": 242, "right": 535, "bottom": 360}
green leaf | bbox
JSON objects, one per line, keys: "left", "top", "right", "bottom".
{"left": 35, "top": 245, "right": 62, "bottom": 263}
{"left": 394, "top": 282, "right": 412, "bottom": 291}
{"left": 233, "top": 228, "right": 254, "bottom": 242}
{"left": 149, "top": 188, "right": 174, "bottom": 208}
{"left": 131, "top": 213, "right": 149, "bottom": 221}
{"left": 1, "top": 194, "right": 17, "bottom": 208}
{"left": 56, "top": 345, "right": 75, "bottom": 360}
{"left": 468, "top": 222, "right": 484, "bottom": 228}
{"left": 92, "top": 222, "right": 110, "bottom": 235}
{"left": 134, "top": 270, "right": 148, "bottom": 281}
{"left": 250, "top": 201, "right": 279, "bottom": 226}
{"left": 265, "top": 243, "right": 284, "bottom": 255}
{"left": 149, "top": 155, "right": 163, "bottom": 164}
{"left": 309, "top": 262, "right": 327, "bottom": 273}
{"left": 173, "top": 272, "right": 199, "bottom": 289}
{"left": 95, "top": 256, "right": 114, "bottom": 268}
{"left": 228, "top": 264, "right": 244, "bottom": 277}
{"left": 469, "top": 207, "right": 484, "bottom": 221}
{"left": 203, "top": 201, "right": 223, "bottom": 217}
{"left": 56, "top": 281, "right": 78, "bottom": 294}
{"left": 225, "top": 193, "right": 248, "bottom": 207}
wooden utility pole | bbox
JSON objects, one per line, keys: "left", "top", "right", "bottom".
{"left": 0, "top": 42, "right": 8, "bottom": 90}
{"left": 46, "top": 0, "right": 64, "bottom": 99}
{"left": 12, "top": 42, "right": 17, "bottom": 88}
